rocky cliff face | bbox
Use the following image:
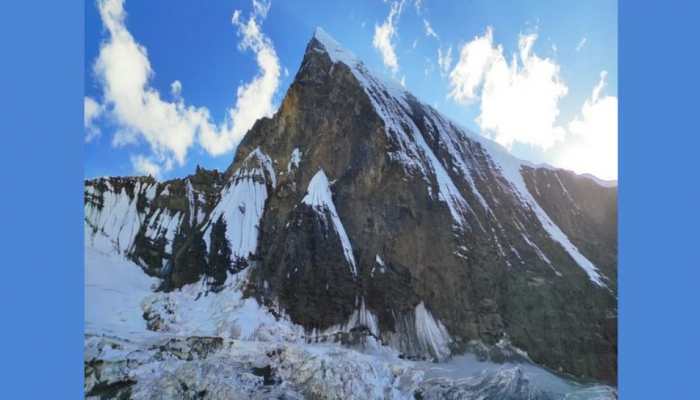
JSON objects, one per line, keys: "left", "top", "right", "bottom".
{"left": 84, "top": 28, "right": 617, "bottom": 384}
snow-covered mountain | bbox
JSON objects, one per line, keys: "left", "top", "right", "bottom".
{"left": 84, "top": 28, "right": 617, "bottom": 399}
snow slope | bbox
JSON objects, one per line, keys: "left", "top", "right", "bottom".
{"left": 85, "top": 243, "right": 158, "bottom": 338}
{"left": 204, "top": 149, "right": 272, "bottom": 259}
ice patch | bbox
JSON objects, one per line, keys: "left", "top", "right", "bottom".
{"left": 142, "top": 269, "right": 305, "bottom": 343}
{"left": 414, "top": 302, "right": 451, "bottom": 360}
{"left": 314, "top": 298, "right": 380, "bottom": 339}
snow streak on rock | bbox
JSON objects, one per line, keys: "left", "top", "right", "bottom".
{"left": 287, "top": 147, "right": 302, "bottom": 173}
{"left": 313, "top": 27, "right": 606, "bottom": 286}
{"left": 478, "top": 138, "right": 606, "bottom": 286}
{"left": 249, "top": 147, "right": 277, "bottom": 189}
{"left": 145, "top": 209, "right": 183, "bottom": 255}
{"left": 313, "top": 28, "right": 474, "bottom": 230}
{"left": 302, "top": 169, "right": 357, "bottom": 276}
{"left": 84, "top": 180, "right": 151, "bottom": 253}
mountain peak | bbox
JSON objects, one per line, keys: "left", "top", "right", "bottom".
{"left": 312, "top": 26, "right": 332, "bottom": 42}
{"left": 308, "top": 27, "right": 359, "bottom": 68}
{"left": 84, "top": 25, "right": 618, "bottom": 387}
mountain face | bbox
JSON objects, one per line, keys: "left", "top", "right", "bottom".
{"left": 85, "top": 28, "right": 617, "bottom": 386}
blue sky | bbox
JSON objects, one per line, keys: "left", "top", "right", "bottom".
{"left": 85, "top": 0, "right": 617, "bottom": 180}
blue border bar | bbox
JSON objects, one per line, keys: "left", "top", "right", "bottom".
{"left": 0, "top": 1, "right": 84, "bottom": 397}
{"left": 619, "top": 0, "right": 700, "bottom": 398}
{"left": 1, "top": 1, "right": 699, "bottom": 397}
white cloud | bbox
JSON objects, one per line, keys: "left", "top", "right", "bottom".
{"left": 170, "top": 80, "right": 182, "bottom": 98}
{"left": 557, "top": 71, "right": 618, "bottom": 179}
{"left": 576, "top": 37, "right": 587, "bottom": 52}
{"left": 131, "top": 154, "right": 162, "bottom": 178}
{"left": 94, "top": 0, "right": 204, "bottom": 167}
{"left": 92, "top": 0, "right": 280, "bottom": 175}
{"left": 373, "top": 0, "right": 404, "bottom": 73}
{"left": 199, "top": 7, "right": 281, "bottom": 155}
{"left": 84, "top": 96, "right": 103, "bottom": 143}
{"left": 111, "top": 129, "right": 139, "bottom": 148}
{"left": 448, "top": 27, "right": 568, "bottom": 150}
{"left": 423, "top": 19, "right": 438, "bottom": 39}
{"left": 252, "top": 0, "right": 271, "bottom": 19}
{"left": 414, "top": 0, "right": 423, "bottom": 14}
{"left": 424, "top": 57, "right": 435, "bottom": 77}
{"left": 437, "top": 45, "right": 452, "bottom": 76}
{"left": 448, "top": 27, "right": 498, "bottom": 103}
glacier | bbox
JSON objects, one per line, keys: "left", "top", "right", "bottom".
{"left": 85, "top": 237, "right": 616, "bottom": 399}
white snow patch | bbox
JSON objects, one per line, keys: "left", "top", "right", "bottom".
{"left": 375, "top": 254, "right": 385, "bottom": 266}
{"left": 143, "top": 269, "right": 305, "bottom": 342}
{"left": 372, "top": 255, "right": 387, "bottom": 277}
{"left": 85, "top": 244, "right": 158, "bottom": 338}
{"left": 302, "top": 169, "right": 357, "bottom": 276}
{"left": 287, "top": 147, "right": 302, "bottom": 173}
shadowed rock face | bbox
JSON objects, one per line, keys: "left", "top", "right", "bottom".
{"left": 521, "top": 167, "right": 618, "bottom": 286}
{"left": 84, "top": 30, "right": 617, "bottom": 383}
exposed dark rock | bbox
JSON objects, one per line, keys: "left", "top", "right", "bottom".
{"left": 236, "top": 32, "right": 616, "bottom": 383}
